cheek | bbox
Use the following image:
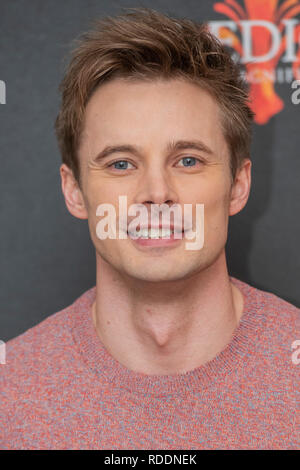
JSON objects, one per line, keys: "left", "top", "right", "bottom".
{"left": 84, "top": 179, "right": 115, "bottom": 214}
{"left": 188, "top": 174, "right": 230, "bottom": 210}
{"left": 84, "top": 182, "right": 127, "bottom": 241}
{"left": 208, "top": 185, "right": 229, "bottom": 211}
{"left": 192, "top": 177, "right": 230, "bottom": 234}
{"left": 205, "top": 189, "right": 231, "bottom": 242}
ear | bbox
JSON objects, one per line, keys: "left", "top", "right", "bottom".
{"left": 60, "top": 164, "right": 88, "bottom": 220}
{"left": 229, "top": 159, "right": 252, "bottom": 216}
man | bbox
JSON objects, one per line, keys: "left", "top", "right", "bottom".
{"left": 0, "top": 7, "right": 299, "bottom": 450}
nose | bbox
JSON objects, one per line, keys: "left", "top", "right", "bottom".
{"left": 134, "top": 165, "right": 179, "bottom": 208}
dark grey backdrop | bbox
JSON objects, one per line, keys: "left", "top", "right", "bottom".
{"left": 1, "top": 0, "right": 299, "bottom": 342}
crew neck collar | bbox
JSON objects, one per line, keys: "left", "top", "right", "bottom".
{"left": 70, "top": 276, "right": 266, "bottom": 396}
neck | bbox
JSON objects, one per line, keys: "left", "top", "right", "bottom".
{"left": 92, "top": 250, "right": 244, "bottom": 375}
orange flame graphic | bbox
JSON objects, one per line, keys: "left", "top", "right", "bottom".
{"left": 213, "top": 0, "right": 300, "bottom": 124}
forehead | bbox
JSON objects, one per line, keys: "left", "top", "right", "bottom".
{"left": 80, "top": 77, "right": 228, "bottom": 159}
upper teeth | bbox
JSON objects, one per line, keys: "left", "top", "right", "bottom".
{"left": 128, "top": 228, "right": 175, "bottom": 239}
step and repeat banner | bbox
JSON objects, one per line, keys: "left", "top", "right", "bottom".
{"left": 0, "top": 0, "right": 299, "bottom": 340}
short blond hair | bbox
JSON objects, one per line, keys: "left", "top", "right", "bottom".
{"left": 55, "top": 7, "right": 254, "bottom": 185}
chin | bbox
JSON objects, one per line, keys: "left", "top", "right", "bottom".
{"left": 132, "top": 274, "right": 184, "bottom": 283}
{"left": 124, "top": 263, "right": 199, "bottom": 283}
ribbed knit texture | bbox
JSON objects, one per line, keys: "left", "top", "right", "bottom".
{"left": 0, "top": 276, "right": 299, "bottom": 450}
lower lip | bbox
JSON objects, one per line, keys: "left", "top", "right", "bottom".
{"left": 127, "top": 231, "right": 186, "bottom": 247}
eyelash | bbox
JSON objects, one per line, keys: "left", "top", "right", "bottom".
{"left": 107, "top": 160, "right": 135, "bottom": 170}
{"left": 107, "top": 156, "right": 204, "bottom": 170}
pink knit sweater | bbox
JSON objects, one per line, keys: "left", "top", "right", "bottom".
{"left": 0, "top": 277, "right": 299, "bottom": 450}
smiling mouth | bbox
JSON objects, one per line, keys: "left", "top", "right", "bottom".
{"left": 127, "top": 227, "right": 185, "bottom": 239}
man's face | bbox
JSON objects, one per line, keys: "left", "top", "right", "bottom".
{"left": 77, "top": 77, "right": 238, "bottom": 282}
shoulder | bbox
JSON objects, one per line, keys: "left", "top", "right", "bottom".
{"left": 256, "top": 285, "right": 299, "bottom": 365}
{"left": 0, "top": 286, "right": 96, "bottom": 401}
{"left": 231, "top": 276, "right": 299, "bottom": 379}
{"left": 0, "top": 287, "right": 96, "bottom": 448}
{"left": 231, "top": 276, "right": 299, "bottom": 337}
{"left": 253, "top": 282, "right": 298, "bottom": 340}
{"left": 4, "top": 301, "right": 75, "bottom": 369}
{"left": 3, "top": 286, "right": 96, "bottom": 362}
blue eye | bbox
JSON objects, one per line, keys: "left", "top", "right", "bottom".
{"left": 109, "top": 160, "right": 133, "bottom": 170}
{"left": 179, "top": 157, "right": 197, "bottom": 167}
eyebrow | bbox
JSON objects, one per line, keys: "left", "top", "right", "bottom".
{"left": 92, "top": 139, "right": 214, "bottom": 163}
